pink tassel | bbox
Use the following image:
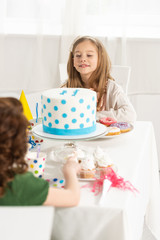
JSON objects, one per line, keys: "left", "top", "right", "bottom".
{"left": 81, "top": 167, "right": 139, "bottom": 195}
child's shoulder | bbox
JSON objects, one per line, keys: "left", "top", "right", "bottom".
{"left": 14, "top": 171, "right": 33, "bottom": 181}
{"left": 107, "top": 79, "right": 122, "bottom": 91}
{"left": 13, "top": 172, "right": 48, "bottom": 188}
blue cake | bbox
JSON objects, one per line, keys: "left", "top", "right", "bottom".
{"left": 41, "top": 88, "right": 97, "bottom": 136}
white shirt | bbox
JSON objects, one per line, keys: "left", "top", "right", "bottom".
{"left": 96, "top": 80, "right": 137, "bottom": 123}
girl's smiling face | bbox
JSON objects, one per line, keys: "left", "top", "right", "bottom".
{"left": 73, "top": 40, "right": 98, "bottom": 83}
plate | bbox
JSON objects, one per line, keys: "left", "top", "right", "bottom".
{"left": 32, "top": 123, "right": 108, "bottom": 140}
{"left": 78, "top": 178, "right": 95, "bottom": 182}
{"left": 102, "top": 124, "right": 134, "bottom": 139}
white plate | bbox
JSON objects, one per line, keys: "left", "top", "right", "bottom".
{"left": 32, "top": 123, "right": 108, "bottom": 141}
{"left": 78, "top": 178, "right": 95, "bottom": 182}
{"left": 102, "top": 124, "right": 134, "bottom": 138}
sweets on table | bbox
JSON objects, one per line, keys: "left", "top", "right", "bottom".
{"left": 94, "top": 146, "right": 113, "bottom": 168}
{"left": 76, "top": 147, "right": 86, "bottom": 163}
{"left": 110, "top": 122, "right": 132, "bottom": 133}
{"left": 79, "top": 153, "right": 96, "bottom": 179}
{"left": 99, "top": 117, "right": 117, "bottom": 126}
{"left": 106, "top": 126, "right": 121, "bottom": 136}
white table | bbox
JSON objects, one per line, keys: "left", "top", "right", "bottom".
{"left": 39, "top": 121, "right": 160, "bottom": 240}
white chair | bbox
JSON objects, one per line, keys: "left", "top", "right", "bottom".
{"left": 111, "top": 65, "right": 131, "bottom": 95}
{"left": 0, "top": 206, "right": 54, "bottom": 240}
{"left": 59, "top": 63, "right": 68, "bottom": 85}
{"left": 59, "top": 63, "right": 131, "bottom": 94}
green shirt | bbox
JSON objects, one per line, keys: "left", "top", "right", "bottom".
{"left": 0, "top": 172, "right": 49, "bottom": 206}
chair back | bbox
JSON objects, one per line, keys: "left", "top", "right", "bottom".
{"left": 111, "top": 65, "right": 131, "bottom": 94}
{"left": 59, "top": 63, "right": 68, "bottom": 85}
{"left": 0, "top": 206, "right": 54, "bottom": 240}
{"left": 59, "top": 63, "right": 131, "bottom": 94}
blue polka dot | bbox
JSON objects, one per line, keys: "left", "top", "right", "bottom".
{"left": 39, "top": 164, "right": 42, "bottom": 168}
{"left": 42, "top": 109, "right": 43, "bottom": 114}
{"left": 87, "top": 105, "right": 90, "bottom": 109}
{"left": 72, "top": 119, "right": 77, "bottom": 123}
{"left": 62, "top": 113, "right": 67, "bottom": 118}
{"left": 71, "top": 107, "right": 76, "bottom": 112}
{"left": 92, "top": 96, "right": 95, "bottom": 101}
{"left": 59, "top": 180, "right": 64, "bottom": 184}
{"left": 43, "top": 104, "right": 46, "bottom": 109}
{"left": 54, "top": 106, "right": 58, "bottom": 111}
{"left": 93, "top": 121, "right": 96, "bottom": 125}
{"left": 48, "top": 112, "right": 52, "bottom": 117}
{"left": 44, "top": 116, "right": 47, "bottom": 121}
{"left": 41, "top": 95, "right": 43, "bottom": 100}
{"left": 79, "top": 99, "right": 84, "bottom": 103}
{"left": 86, "top": 118, "right": 90, "bottom": 123}
{"left": 80, "top": 113, "right": 84, "bottom": 118}
{"left": 34, "top": 160, "right": 37, "bottom": 163}
{"left": 53, "top": 178, "right": 58, "bottom": 182}
{"left": 80, "top": 123, "right": 84, "bottom": 128}
{"left": 64, "top": 124, "right": 69, "bottom": 129}
{"left": 55, "top": 119, "right": 59, "bottom": 124}
{"left": 39, "top": 175, "right": 42, "bottom": 178}
{"left": 47, "top": 98, "right": 51, "bottom": 103}
{"left": 61, "top": 99, "right": 66, "bottom": 104}
{"left": 92, "top": 110, "right": 95, "bottom": 114}
{"left": 48, "top": 122, "right": 52, "bottom": 127}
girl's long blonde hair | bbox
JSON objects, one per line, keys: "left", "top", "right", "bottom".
{"left": 64, "top": 36, "right": 114, "bottom": 111}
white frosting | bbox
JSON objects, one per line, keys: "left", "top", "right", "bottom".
{"left": 94, "top": 146, "right": 104, "bottom": 159}
{"left": 107, "top": 127, "right": 120, "bottom": 134}
{"left": 80, "top": 154, "right": 95, "bottom": 170}
{"left": 41, "top": 88, "right": 97, "bottom": 135}
{"left": 76, "top": 147, "right": 85, "bottom": 159}
{"left": 94, "top": 146, "right": 112, "bottom": 167}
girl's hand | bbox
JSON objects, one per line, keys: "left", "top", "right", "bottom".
{"left": 63, "top": 157, "right": 80, "bottom": 175}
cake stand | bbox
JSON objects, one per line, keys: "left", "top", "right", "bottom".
{"left": 32, "top": 122, "right": 108, "bottom": 141}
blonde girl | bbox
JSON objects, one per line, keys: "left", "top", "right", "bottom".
{"left": 63, "top": 36, "right": 136, "bottom": 123}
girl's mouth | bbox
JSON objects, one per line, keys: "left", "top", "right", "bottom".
{"left": 79, "top": 64, "right": 89, "bottom": 68}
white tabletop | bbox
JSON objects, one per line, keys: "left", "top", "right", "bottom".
{"left": 39, "top": 121, "right": 160, "bottom": 240}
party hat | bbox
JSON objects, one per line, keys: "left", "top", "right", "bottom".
{"left": 19, "top": 90, "right": 33, "bottom": 120}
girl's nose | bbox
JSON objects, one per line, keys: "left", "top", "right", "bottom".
{"left": 80, "top": 57, "right": 86, "bottom": 62}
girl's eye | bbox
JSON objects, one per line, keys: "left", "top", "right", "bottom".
{"left": 87, "top": 55, "right": 92, "bottom": 57}
{"left": 75, "top": 54, "right": 81, "bottom": 58}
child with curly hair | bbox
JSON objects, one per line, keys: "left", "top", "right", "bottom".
{"left": 0, "top": 97, "right": 80, "bottom": 206}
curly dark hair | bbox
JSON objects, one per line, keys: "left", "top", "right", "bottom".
{"left": 0, "top": 97, "right": 29, "bottom": 197}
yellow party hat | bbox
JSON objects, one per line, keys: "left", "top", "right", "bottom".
{"left": 19, "top": 90, "right": 33, "bottom": 120}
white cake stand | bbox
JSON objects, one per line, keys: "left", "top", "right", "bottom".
{"left": 32, "top": 123, "right": 108, "bottom": 141}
